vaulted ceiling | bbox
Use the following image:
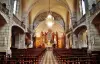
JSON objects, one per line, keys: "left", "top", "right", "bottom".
{"left": 22, "top": 0, "right": 76, "bottom": 23}
{"left": 21, "top": 0, "right": 77, "bottom": 36}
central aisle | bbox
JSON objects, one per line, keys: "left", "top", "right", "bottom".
{"left": 40, "top": 48, "right": 58, "bottom": 64}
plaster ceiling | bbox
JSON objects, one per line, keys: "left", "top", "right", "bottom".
{"left": 21, "top": 0, "right": 76, "bottom": 36}
{"left": 22, "top": 0, "right": 75, "bottom": 13}
{"left": 22, "top": 0, "right": 76, "bottom": 23}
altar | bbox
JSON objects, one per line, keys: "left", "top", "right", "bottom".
{"left": 44, "top": 40, "right": 53, "bottom": 51}
{"left": 35, "top": 29, "right": 66, "bottom": 48}
{"left": 45, "top": 42, "right": 52, "bottom": 47}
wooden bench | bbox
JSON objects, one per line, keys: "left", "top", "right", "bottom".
{"left": 53, "top": 48, "right": 97, "bottom": 64}
{"left": 1, "top": 48, "right": 46, "bottom": 64}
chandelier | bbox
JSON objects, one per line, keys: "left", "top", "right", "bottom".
{"left": 45, "top": 0, "right": 54, "bottom": 28}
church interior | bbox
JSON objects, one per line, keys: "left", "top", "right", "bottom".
{"left": 0, "top": 0, "right": 100, "bottom": 64}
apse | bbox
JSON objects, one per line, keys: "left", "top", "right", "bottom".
{"left": 33, "top": 12, "right": 65, "bottom": 37}
{"left": 35, "top": 20, "right": 64, "bottom": 37}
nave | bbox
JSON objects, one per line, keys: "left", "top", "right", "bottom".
{"left": 0, "top": 0, "right": 100, "bottom": 64}
{"left": 40, "top": 49, "right": 58, "bottom": 64}
{"left": 0, "top": 47, "right": 100, "bottom": 64}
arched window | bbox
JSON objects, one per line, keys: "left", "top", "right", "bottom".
{"left": 13, "top": 0, "right": 17, "bottom": 14}
{"left": 82, "top": 0, "right": 86, "bottom": 15}
{"left": 13, "top": 0, "right": 19, "bottom": 14}
{"left": 79, "top": 0, "right": 86, "bottom": 15}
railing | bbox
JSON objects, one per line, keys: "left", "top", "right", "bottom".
{"left": 13, "top": 14, "right": 25, "bottom": 29}
{"left": 0, "top": 2, "right": 9, "bottom": 15}
{"left": 90, "top": 1, "right": 100, "bottom": 16}
{"left": 73, "top": 14, "right": 86, "bottom": 28}
{"left": 0, "top": 2, "right": 25, "bottom": 29}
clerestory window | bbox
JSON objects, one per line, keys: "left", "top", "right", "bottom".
{"left": 79, "top": 0, "right": 86, "bottom": 15}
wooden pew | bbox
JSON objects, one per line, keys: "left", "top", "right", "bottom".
{"left": 91, "top": 51, "right": 100, "bottom": 64}
{"left": 53, "top": 48, "right": 96, "bottom": 64}
{"left": 6, "top": 48, "right": 46, "bottom": 64}
{"left": 0, "top": 52, "right": 6, "bottom": 64}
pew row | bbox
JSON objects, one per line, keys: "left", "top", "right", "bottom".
{"left": 0, "top": 48, "right": 46, "bottom": 64}
{"left": 53, "top": 48, "right": 96, "bottom": 64}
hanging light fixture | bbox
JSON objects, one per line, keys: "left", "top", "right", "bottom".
{"left": 45, "top": 0, "right": 54, "bottom": 28}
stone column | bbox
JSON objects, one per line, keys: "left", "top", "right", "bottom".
{"left": 88, "top": 24, "right": 100, "bottom": 51}
{"left": 15, "top": 33, "right": 20, "bottom": 48}
{"left": 71, "top": 12, "right": 77, "bottom": 27}
{"left": 72, "top": 33, "right": 78, "bottom": 48}
{"left": 86, "top": 12, "right": 92, "bottom": 52}
{"left": 65, "top": 34, "right": 70, "bottom": 49}
{"left": 29, "top": 23, "right": 33, "bottom": 40}
{"left": 86, "top": 11, "right": 100, "bottom": 52}
{"left": 22, "top": 13, "right": 28, "bottom": 32}
{"left": 0, "top": 22, "right": 12, "bottom": 56}
{"left": 0, "top": 23, "right": 11, "bottom": 53}
{"left": 70, "top": 12, "right": 77, "bottom": 48}
{"left": 78, "top": 34, "right": 83, "bottom": 48}
{"left": 29, "top": 23, "right": 34, "bottom": 48}
{"left": 13, "top": 33, "right": 26, "bottom": 49}
{"left": 19, "top": 33, "right": 26, "bottom": 49}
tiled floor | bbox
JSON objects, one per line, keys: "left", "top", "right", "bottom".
{"left": 40, "top": 49, "right": 58, "bottom": 64}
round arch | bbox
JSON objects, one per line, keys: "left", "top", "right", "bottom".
{"left": 74, "top": 25, "right": 87, "bottom": 36}
{"left": 91, "top": 10, "right": 100, "bottom": 23}
{"left": 11, "top": 26, "right": 24, "bottom": 48}
{"left": 74, "top": 25, "right": 88, "bottom": 48}
{"left": 92, "top": 12, "right": 100, "bottom": 24}
{"left": 11, "top": 26, "right": 24, "bottom": 34}
{"left": 11, "top": 24, "right": 25, "bottom": 32}
{"left": 22, "top": 0, "right": 72, "bottom": 26}
{"left": 32, "top": 9, "right": 65, "bottom": 23}
{"left": 0, "top": 13, "right": 8, "bottom": 27}
{"left": 33, "top": 11, "right": 65, "bottom": 30}
{"left": 27, "top": 0, "right": 71, "bottom": 16}
{"left": 92, "top": 12, "right": 100, "bottom": 34}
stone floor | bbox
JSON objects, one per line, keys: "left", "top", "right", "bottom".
{"left": 40, "top": 49, "right": 58, "bottom": 64}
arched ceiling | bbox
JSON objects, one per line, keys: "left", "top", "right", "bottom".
{"left": 33, "top": 12, "right": 65, "bottom": 30}
{"left": 22, "top": 0, "right": 76, "bottom": 13}
{"left": 29, "top": 0, "right": 68, "bottom": 24}
{"left": 35, "top": 21, "right": 64, "bottom": 37}
{"left": 22, "top": 0, "right": 76, "bottom": 23}
{"left": 21, "top": 0, "right": 77, "bottom": 35}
